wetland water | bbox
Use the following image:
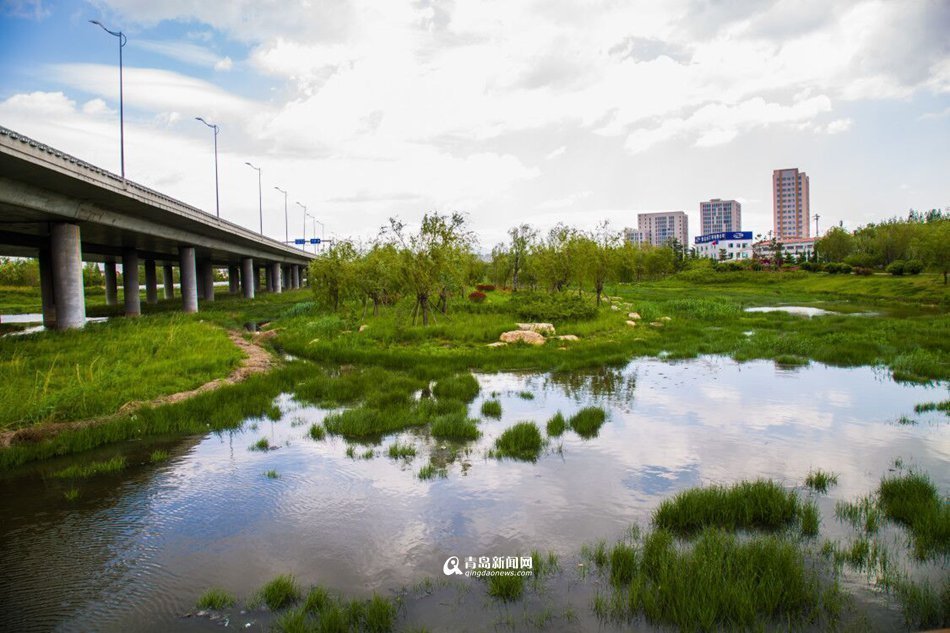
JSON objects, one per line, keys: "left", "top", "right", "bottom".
{"left": 1, "top": 356, "right": 947, "bottom": 631}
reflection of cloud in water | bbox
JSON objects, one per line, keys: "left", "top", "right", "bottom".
{"left": 4, "top": 354, "right": 948, "bottom": 632}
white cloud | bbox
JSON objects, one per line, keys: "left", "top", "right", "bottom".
{"left": 544, "top": 146, "right": 566, "bottom": 160}
{"left": 536, "top": 191, "right": 593, "bottom": 210}
{"left": 133, "top": 39, "right": 235, "bottom": 71}
{"left": 824, "top": 118, "right": 852, "bottom": 134}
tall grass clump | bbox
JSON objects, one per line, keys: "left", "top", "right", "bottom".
{"left": 485, "top": 573, "right": 524, "bottom": 601}
{"left": 308, "top": 423, "right": 326, "bottom": 440}
{"left": 893, "top": 578, "right": 949, "bottom": 629}
{"left": 149, "top": 449, "right": 169, "bottom": 463}
{"left": 323, "top": 406, "right": 422, "bottom": 439}
{"left": 196, "top": 587, "right": 236, "bottom": 610}
{"left": 429, "top": 411, "right": 480, "bottom": 441}
{"left": 52, "top": 455, "right": 126, "bottom": 479}
{"left": 480, "top": 399, "right": 502, "bottom": 418}
{"left": 249, "top": 437, "right": 271, "bottom": 451}
{"left": 609, "top": 542, "right": 637, "bottom": 587}
{"left": 834, "top": 495, "right": 882, "bottom": 534}
{"left": 546, "top": 412, "right": 566, "bottom": 437}
{"left": 492, "top": 422, "right": 543, "bottom": 461}
{"left": 611, "top": 528, "right": 837, "bottom": 631}
{"left": 801, "top": 501, "right": 820, "bottom": 537}
{"left": 569, "top": 407, "right": 607, "bottom": 439}
{"left": 257, "top": 574, "right": 301, "bottom": 610}
{"left": 804, "top": 470, "right": 838, "bottom": 493}
{"left": 653, "top": 480, "right": 800, "bottom": 536}
{"left": 432, "top": 373, "right": 480, "bottom": 403}
{"left": 878, "top": 472, "right": 949, "bottom": 559}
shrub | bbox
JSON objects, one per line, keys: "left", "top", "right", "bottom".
{"left": 511, "top": 292, "right": 597, "bottom": 322}
{"left": 475, "top": 283, "right": 496, "bottom": 292}
{"left": 853, "top": 266, "right": 873, "bottom": 276}
{"left": 468, "top": 290, "right": 487, "bottom": 303}
{"left": 886, "top": 260, "right": 906, "bottom": 276}
{"left": 904, "top": 260, "right": 924, "bottom": 275}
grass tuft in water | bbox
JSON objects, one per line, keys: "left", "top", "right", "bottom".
{"left": 801, "top": 501, "right": 820, "bottom": 537}
{"left": 652, "top": 480, "right": 800, "bottom": 536}
{"left": 609, "top": 542, "right": 637, "bottom": 587}
{"left": 485, "top": 573, "right": 524, "bottom": 601}
{"left": 612, "top": 527, "right": 839, "bottom": 630}
{"left": 63, "top": 487, "right": 79, "bottom": 501}
{"left": 196, "top": 587, "right": 236, "bottom": 610}
{"left": 387, "top": 441, "right": 416, "bottom": 459}
{"left": 52, "top": 456, "right": 126, "bottom": 479}
{"left": 492, "top": 421, "right": 543, "bottom": 461}
{"left": 273, "top": 608, "right": 309, "bottom": 633}
{"left": 834, "top": 495, "right": 883, "bottom": 534}
{"left": 432, "top": 374, "right": 480, "bottom": 403}
{"left": 345, "top": 445, "right": 356, "bottom": 459}
{"left": 249, "top": 437, "right": 271, "bottom": 452}
{"left": 545, "top": 411, "right": 566, "bottom": 437}
{"left": 430, "top": 411, "right": 480, "bottom": 441}
{"left": 149, "top": 449, "right": 169, "bottom": 463}
{"left": 804, "top": 469, "right": 838, "bottom": 493}
{"left": 361, "top": 448, "right": 374, "bottom": 460}
{"left": 480, "top": 399, "right": 502, "bottom": 418}
{"left": 418, "top": 462, "right": 447, "bottom": 480}
{"left": 913, "top": 400, "right": 950, "bottom": 415}
{"left": 308, "top": 423, "right": 326, "bottom": 441}
{"left": 878, "top": 471, "right": 949, "bottom": 559}
{"left": 265, "top": 469, "right": 280, "bottom": 479}
{"left": 364, "top": 593, "right": 398, "bottom": 632}
{"left": 517, "top": 391, "right": 535, "bottom": 400}
{"left": 893, "top": 578, "right": 949, "bottom": 629}
{"left": 531, "top": 549, "right": 560, "bottom": 578}
{"left": 568, "top": 407, "right": 607, "bottom": 439}
{"left": 257, "top": 574, "right": 301, "bottom": 610}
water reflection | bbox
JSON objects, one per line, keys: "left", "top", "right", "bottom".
{"left": 0, "top": 356, "right": 946, "bottom": 632}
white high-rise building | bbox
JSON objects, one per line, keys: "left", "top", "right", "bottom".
{"left": 699, "top": 199, "right": 741, "bottom": 235}
{"left": 635, "top": 211, "right": 688, "bottom": 247}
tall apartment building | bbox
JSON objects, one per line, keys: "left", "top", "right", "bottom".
{"left": 772, "top": 168, "right": 810, "bottom": 239}
{"left": 699, "top": 199, "right": 741, "bottom": 235}
{"left": 636, "top": 211, "right": 689, "bottom": 247}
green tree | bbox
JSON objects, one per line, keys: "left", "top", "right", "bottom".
{"left": 355, "top": 242, "right": 400, "bottom": 316}
{"left": 533, "top": 224, "right": 574, "bottom": 292}
{"left": 815, "top": 226, "right": 854, "bottom": 262}
{"left": 914, "top": 220, "right": 950, "bottom": 284}
{"left": 387, "top": 212, "right": 473, "bottom": 326}
{"left": 508, "top": 224, "right": 537, "bottom": 292}
{"left": 309, "top": 240, "right": 358, "bottom": 310}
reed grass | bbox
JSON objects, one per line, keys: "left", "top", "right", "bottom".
{"left": 652, "top": 480, "right": 800, "bottom": 536}
{"left": 545, "top": 411, "right": 566, "bottom": 437}
{"left": 429, "top": 412, "right": 480, "bottom": 441}
{"left": 387, "top": 441, "right": 416, "bottom": 459}
{"left": 479, "top": 399, "right": 502, "bottom": 418}
{"left": 485, "top": 573, "right": 524, "bottom": 601}
{"left": 432, "top": 373, "right": 480, "bottom": 403}
{"left": 878, "top": 471, "right": 949, "bottom": 559}
{"left": 257, "top": 574, "right": 301, "bottom": 610}
{"left": 804, "top": 469, "right": 838, "bottom": 493}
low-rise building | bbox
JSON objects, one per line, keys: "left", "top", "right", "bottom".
{"left": 694, "top": 231, "right": 754, "bottom": 260}
{"left": 753, "top": 237, "right": 817, "bottom": 261}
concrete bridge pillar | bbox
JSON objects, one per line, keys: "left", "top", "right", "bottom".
{"left": 163, "top": 264, "right": 174, "bottom": 299}
{"left": 241, "top": 257, "right": 255, "bottom": 299}
{"left": 291, "top": 265, "right": 299, "bottom": 289}
{"left": 228, "top": 265, "right": 240, "bottom": 293}
{"left": 144, "top": 259, "right": 158, "bottom": 304}
{"left": 104, "top": 261, "right": 118, "bottom": 306}
{"left": 122, "top": 249, "right": 140, "bottom": 317}
{"left": 271, "top": 262, "right": 282, "bottom": 294}
{"left": 50, "top": 223, "right": 86, "bottom": 329}
{"left": 179, "top": 247, "right": 198, "bottom": 313}
{"left": 201, "top": 261, "right": 215, "bottom": 302}
{"left": 38, "top": 249, "right": 56, "bottom": 328}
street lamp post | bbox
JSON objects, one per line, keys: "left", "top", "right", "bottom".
{"left": 89, "top": 20, "right": 126, "bottom": 180}
{"left": 295, "top": 202, "right": 307, "bottom": 251}
{"left": 245, "top": 162, "right": 263, "bottom": 234}
{"left": 274, "top": 186, "right": 288, "bottom": 244}
{"left": 313, "top": 218, "right": 325, "bottom": 252}
{"left": 195, "top": 117, "right": 220, "bottom": 217}
{"left": 306, "top": 213, "right": 316, "bottom": 254}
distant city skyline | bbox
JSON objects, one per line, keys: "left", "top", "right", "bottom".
{"left": 0, "top": 1, "right": 947, "bottom": 249}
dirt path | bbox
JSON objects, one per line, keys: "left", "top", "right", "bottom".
{"left": 0, "top": 330, "right": 276, "bottom": 448}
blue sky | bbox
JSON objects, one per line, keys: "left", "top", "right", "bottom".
{"left": 1, "top": 0, "right": 947, "bottom": 248}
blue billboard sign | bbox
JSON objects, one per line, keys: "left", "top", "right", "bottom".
{"left": 694, "top": 231, "right": 752, "bottom": 244}
{"left": 310, "top": 238, "right": 321, "bottom": 244}
{"left": 294, "top": 238, "right": 306, "bottom": 245}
